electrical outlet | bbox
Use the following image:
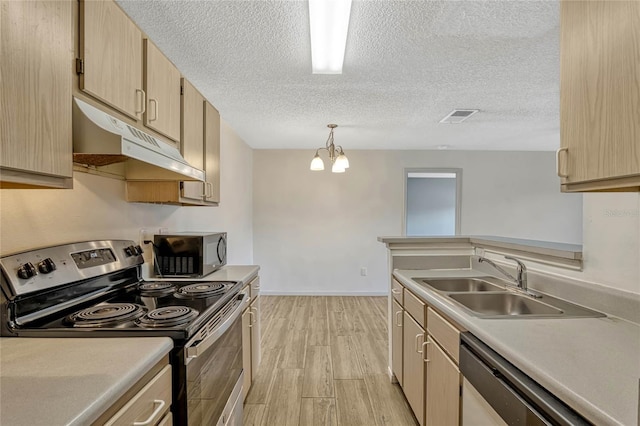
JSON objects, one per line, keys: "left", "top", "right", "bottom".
{"left": 139, "top": 228, "right": 149, "bottom": 246}
{"left": 360, "top": 267, "right": 367, "bottom": 276}
{"left": 475, "top": 247, "right": 485, "bottom": 257}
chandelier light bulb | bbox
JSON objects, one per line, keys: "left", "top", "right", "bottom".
{"left": 335, "top": 152, "right": 349, "bottom": 169}
{"left": 310, "top": 153, "right": 325, "bottom": 171}
{"left": 331, "top": 162, "right": 345, "bottom": 173}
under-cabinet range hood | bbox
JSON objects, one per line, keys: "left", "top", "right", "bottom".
{"left": 72, "top": 97, "right": 204, "bottom": 181}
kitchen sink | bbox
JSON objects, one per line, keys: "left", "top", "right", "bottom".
{"left": 447, "top": 292, "right": 606, "bottom": 319}
{"left": 418, "top": 277, "right": 507, "bottom": 292}
{"left": 448, "top": 293, "right": 562, "bottom": 317}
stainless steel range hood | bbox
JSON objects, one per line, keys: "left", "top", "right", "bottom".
{"left": 72, "top": 97, "right": 204, "bottom": 181}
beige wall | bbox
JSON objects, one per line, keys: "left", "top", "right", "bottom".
{"left": 0, "top": 119, "right": 254, "bottom": 265}
{"left": 252, "top": 150, "right": 583, "bottom": 295}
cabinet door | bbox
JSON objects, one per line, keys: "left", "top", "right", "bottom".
{"left": 426, "top": 337, "right": 460, "bottom": 426}
{"left": 392, "top": 300, "right": 404, "bottom": 386}
{"left": 1, "top": 0, "right": 73, "bottom": 188}
{"left": 403, "top": 312, "right": 425, "bottom": 426}
{"left": 559, "top": 0, "right": 640, "bottom": 191}
{"left": 80, "top": 0, "right": 143, "bottom": 120}
{"left": 204, "top": 102, "right": 221, "bottom": 203}
{"left": 181, "top": 78, "right": 206, "bottom": 202}
{"left": 144, "top": 39, "right": 181, "bottom": 142}
{"left": 242, "top": 307, "right": 252, "bottom": 401}
{"left": 250, "top": 298, "right": 261, "bottom": 371}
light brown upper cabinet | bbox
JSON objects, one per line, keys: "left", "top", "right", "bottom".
{"left": 204, "top": 102, "right": 221, "bottom": 204}
{"left": 1, "top": 0, "right": 73, "bottom": 189}
{"left": 143, "top": 39, "right": 181, "bottom": 142}
{"left": 79, "top": 0, "right": 144, "bottom": 121}
{"left": 126, "top": 79, "right": 221, "bottom": 206}
{"left": 180, "top": 78, "right": 206, "bottom": 203}
{"left": 559, "top": 0, "right": 640, "bottom": 192}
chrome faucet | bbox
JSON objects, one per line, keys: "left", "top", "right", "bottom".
{"left": 478, "top": 255, "right": 534, "bottom": 296}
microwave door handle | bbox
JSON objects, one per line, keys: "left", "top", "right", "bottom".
{"left": 185, "top": 292, "right": 247, "bottom": 365}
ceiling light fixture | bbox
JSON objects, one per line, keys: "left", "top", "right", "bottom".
{"left": 310, "top": 124, "right": 350, "bottom": 173}
{"left": 308, "top": 0, "right": 353, "bottom": 74}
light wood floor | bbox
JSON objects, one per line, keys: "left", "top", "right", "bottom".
{"left": 243, "top": 296, "right": 418, "bottom": 426}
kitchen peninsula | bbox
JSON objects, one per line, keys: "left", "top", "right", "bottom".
{"left": 379, "top": 235, "right": 640, "bottom": 426}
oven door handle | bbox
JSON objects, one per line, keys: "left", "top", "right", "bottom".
{"left": 185, "top": 292, "right": 247, "bottom": 364}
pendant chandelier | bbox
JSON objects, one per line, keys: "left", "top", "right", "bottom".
{"left": 309, "top": 124, "right": 350, "bottom": 173}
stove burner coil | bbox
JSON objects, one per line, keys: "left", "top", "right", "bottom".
{"left": 136, "top": 306, "right": 199, "bottom": 328}
{"left": 175, "top": 282, "right": 226, "bottom": 299}
{"left": 66, "top": 303, "right": 146, "bottom": 328}
{"left": 139, "top": 281, "right": 176, "bottom": 298}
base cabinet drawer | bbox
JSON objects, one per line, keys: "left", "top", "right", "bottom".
{"left": 427, "top": 307, "right": 461, "bottom": 363}
{"left": 404, "top": 289, "right": 426, "bottom": 327}
{"left": 105, "top": 364, "right": 172, "bottom": 426}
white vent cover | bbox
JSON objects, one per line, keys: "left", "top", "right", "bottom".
{"left": 439, "top": 109, "right": 479, "bottom": 124}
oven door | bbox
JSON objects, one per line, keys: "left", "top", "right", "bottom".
{"left": 184, "top": 292, "right": 246, "bottom": 425}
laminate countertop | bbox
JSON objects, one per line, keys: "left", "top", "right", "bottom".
{"left": 0, "top": 337, "right": 173, "bottom": 426}
{"left": 142, "top": 264, "right": 260, "bottom": 285}
{"left": 393, "top": 269, "right": 640, "bottom": 426}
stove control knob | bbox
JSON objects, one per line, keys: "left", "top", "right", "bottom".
{"left": 37, "top": 258, "right": 57, "bottom": 274}
{"left": 17, "top": 262, "right": 37, "bottom": 279}
{"left": 134, "top": 245, "right": 144, "bottom": 255}
{"left": 124, "top": 246, "right": 135, "bottom": 257}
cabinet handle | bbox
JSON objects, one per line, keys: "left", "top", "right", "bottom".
{"left": 556, "top": 148, "right": 569, "bottom": 178}
{"left": 395, "top": 311, "right": 402, "bottom": 327}
{"left": 133, "top": 399, "right": 165, "bottom": 425}
{"left": 391, "top": 288, "right": 401, "bottom": 295}
{"left": 207, "top": 182, "right": 214, "bottom": 199}
{"left": 415, "top": 333, "right": 424, "bottom": 353}
{"left": 251, "top": 307, "right": 258, "bottom": 324}
{"left": 248, "top": 310, "right": 255, "bottom": 327}
{"left": 135, "top": 89, "right": 146, "bottom": 115}
{"left": 149, "top": 98, "right": 158, "bottom": 122}
{"left": 422, "top": 340, "right": 430, "bottom": 362}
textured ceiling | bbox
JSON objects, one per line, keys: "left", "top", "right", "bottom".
{"left": 117, "top": 0, "right": 560, "bottom": 151}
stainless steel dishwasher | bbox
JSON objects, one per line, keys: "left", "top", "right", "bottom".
{"left": 459, "top": 332, "right": 592, "bottom": 426}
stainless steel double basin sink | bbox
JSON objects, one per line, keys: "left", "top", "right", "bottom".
{"left": 413, "top": 277, "right": 605, "bottom": 319}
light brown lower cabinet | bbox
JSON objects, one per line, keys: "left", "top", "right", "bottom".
{"left": 242, "top": 300, "right": 253, "bottom": 400}
{"left": 392, "top": 279, "right": 463, "bottom": 426}
{"left": 403, "top": 311, "right": 425, "bottom": 426}
{"left": 392, "top": 299, "right": 404, "bottom": 386}
{"left": 426, "top": 336, "right": 461, "bottom": 426}
{"left": 242, "top": 276, "right": 261, "bottom": 400}
{"left": 97, "top": 362, "right": 172, "bottom": 426}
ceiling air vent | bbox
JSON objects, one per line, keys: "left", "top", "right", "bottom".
{"left": 439, "top": 109, "right": 479, "bottom": 124}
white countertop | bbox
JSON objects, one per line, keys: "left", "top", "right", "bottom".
{"left": 142, "top": 264, "right": 260, "bottom": 284}
{"left": 393, "top": 268, "right": 640, "bottom": 426}
{"left": 0, "top": 337, "right": 173, "bottom": 426}
{"left": 378, "top": 235, "right": 582, "bottom": 260}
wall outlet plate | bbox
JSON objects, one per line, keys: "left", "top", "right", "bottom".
{"left": 474, "top": 247, "right": 485, "bottom": 257}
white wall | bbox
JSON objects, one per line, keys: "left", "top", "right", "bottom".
{"left": 580, "top": 193, "right": 640, "bottom": 294}
{"left": 253, "top": 150, "right": 583, "bottom": 295}
{"left": 0, "top": 119, "right": 254, "bottom": 265}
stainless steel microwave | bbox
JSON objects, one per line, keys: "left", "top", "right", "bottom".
{"left": 153, "top": 232, "right": 227, "bottom": 277}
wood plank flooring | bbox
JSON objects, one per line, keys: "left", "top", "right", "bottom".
{"left": 244, "top": 296, "right": 417, "bottom": 426}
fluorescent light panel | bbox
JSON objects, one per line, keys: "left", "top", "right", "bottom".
{"left": 309, "top": 0, "right": 352, "bottom": 74}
